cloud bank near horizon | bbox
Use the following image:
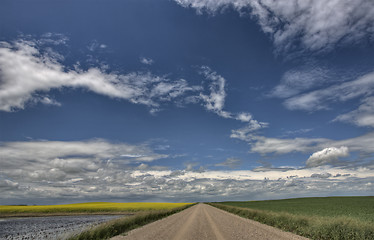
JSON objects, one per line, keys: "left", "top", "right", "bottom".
{"left": 0, "top": 139, "right": 373, "bottom": 204}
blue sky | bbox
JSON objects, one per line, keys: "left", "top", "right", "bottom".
{"left": 1, "top": 0, "right": 374, "bottom": 204}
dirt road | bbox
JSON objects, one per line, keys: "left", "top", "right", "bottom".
{"left": 111, "top": 203, "right": 308, "bottom": 240}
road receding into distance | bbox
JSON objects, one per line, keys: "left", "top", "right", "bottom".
{"left": 112, "top": 203, "right": 308, "bottom": 240}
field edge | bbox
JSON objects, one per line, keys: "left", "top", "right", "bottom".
{"left": 67, "top": 203, "right": 196, "bottom": 240}
{"left": 208, "top": 202, "right": 374, "bottom": 240}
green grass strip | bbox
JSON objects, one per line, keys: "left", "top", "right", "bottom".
{"left": 68, "top": 203, "right": 196, "bottom": 240}
{"left": 208, "top": 203, "right": 374, "bottom": 240}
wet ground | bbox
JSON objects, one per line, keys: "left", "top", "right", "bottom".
{"left": 0, "top": 215, "right": 125, "bottom": 240}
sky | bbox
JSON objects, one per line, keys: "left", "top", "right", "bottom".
{"left": 0, "top": 0, "right": 374, "bottom": 205}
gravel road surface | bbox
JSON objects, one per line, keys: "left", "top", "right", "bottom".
{"left": 112, "top": 203, "right": 308, "bottom": 240}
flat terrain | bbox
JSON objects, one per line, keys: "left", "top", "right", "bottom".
{"left": 112, "top": 203, "right": 307, "bottom": 240}
{"left": 0, "top": 202, "right": 191, "bottom": 217}
{"left": 0, "top": 215, "right": 124, "bottom": 240}
{"left": 220, "top": 196, "right": 374, "bottom": 223}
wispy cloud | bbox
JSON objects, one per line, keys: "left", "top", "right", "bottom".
{"left": 231, "top": 126, "right": 374, "bottom": 168}
{"left": 270, "top": 64, "right": 335, "bottom": 99}
{"left": 87, "top": 40, "right": 107, "bottom": 52}
{"left": 334, "top": 96, "right": 374, "bottom": 128}
{"left": 0, "top": 38, "right": 200, "bottom": 112}
{"left": 283, "top": 71, "right": 374, "bottom": 111}
{"left": 199, "top": 66, "right": 228, "bottom": 117}
{"left": 0, "top": 35, "right": 265, "bottom": 129}
{"left": 215, "top": 157, "right": 242, "bottom": 169}
{"left": 199, "top": 66, "right": 267, "bottom": 129}
{"left": 174, "top": 0, "right": 374, "bottom": 53}
{"left": 140, "top": 57, "right": 154, "bottom": 65}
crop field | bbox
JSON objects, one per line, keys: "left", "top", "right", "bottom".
{"left": 0, "top": 202, "right": 192, "bottom": 216}
{"left": 220, "top": 196, "right": 374, "bottom": 223}
{"left": 211, "top": 196, "right": 374, "bottom": 239}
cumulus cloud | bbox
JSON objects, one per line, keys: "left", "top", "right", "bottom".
{"left": 0, "top": 140, "right": 373, "bottom": 203}
{"left": 0, "top": 139, "right": 167, "bottom": 182}
{"left": 310, "top": 172, "right": 332, "bottom": 179}
{"left": 306, "top": 147, "right": 349, "bottom": 167}
{"left": 0, "top": 39, "right": 200, "bottom": 112}
{"left": 231, "top": 126, "right": 374, "bottom": 160}
{"left": 174, "top": 0, "right": 374, "bottom": 53}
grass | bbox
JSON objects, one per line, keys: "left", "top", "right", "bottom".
{"left": 67, "top": 203, "right": 196, "bottom": 240}
{"left": 210, "top": 196, "right": 374, "bottom": 240}
{"left": 220, "top": 196, "right": 374, "bottom": 223}
{"left": 0, "top": 202, "right": 192, "bottom": 217}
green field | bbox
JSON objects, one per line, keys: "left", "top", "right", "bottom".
{"left": 211, "top": 196, "right": 374, "bottom": 240}
{"left": 0, "top": 202, "right": 192, "bottom": 216}
{"left": 220, "top": 196, "right": 374, "bottom": 223}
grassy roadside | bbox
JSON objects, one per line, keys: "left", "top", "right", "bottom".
{"left": 67, "top": 203, "right": 196, "bottom": 240}
{"left": 208, "top": 202, "right": 374, "bottom": 240}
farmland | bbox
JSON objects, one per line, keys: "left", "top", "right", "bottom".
{"left": 210, "top": 196, "right": 374, "bottom": 240}
{"left": 220, "top": 196, "right": 374, "bottom": 223}
{"left": 0, "top": 202, "right": 194, "bottom": 239}
{"left": 0, "top": 202, "right": 191, "bottom": 217}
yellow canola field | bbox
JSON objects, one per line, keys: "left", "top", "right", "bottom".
{"left": 0, "top": 202, "right": 192, "bottom": 214}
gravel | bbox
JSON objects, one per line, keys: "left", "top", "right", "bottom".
{"left": 0, "top": 215, "right": 125, "bottom": 240}
{"left": 112, "top": 203, "right": 308, "bottom": 240}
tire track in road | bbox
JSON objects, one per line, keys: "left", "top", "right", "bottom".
{"left": 171, "top": 203, "right": 200, "bottom": 240}
{"left": 111, "top": 203, "right": 308, "bottom": 240}
{"left": 201, "top": 206, "right": 225, "bottom": 240}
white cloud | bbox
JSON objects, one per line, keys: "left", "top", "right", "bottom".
{"left": 335, "top": 96, "right": 374, "bottom": 128}
{"left": 199, "top": 66, "right": 266, "bottom": 127}
{"left": 0, "top": 39, "right": 200, "bottom": 112}
{"left": 236, "top": 112, "right": 252, "bottom": 122}
{"left": 38, "top": 32, "right": 69, "bottom": 46}
{"left": 0, "top": 37, "right": 262, "bottom": 129}
{"left": 282, "top": 128, "right": 312, "bottom": 137}
{"left": 140, "top": 57, "right": 154, "bottom": 65}
{"left": 87, "top": 40, "right": 107, "bottom": 52}
{"left": 215, "top": 158, "right": 242, "bottom": 169}
{"left": 0, "top": 140, "right": 373, "bottom": 203}
{"left": 200, "top": 66, "right": 227, "bottom": 116}
{"left": 174, "top": 0, "right": 374, "bottom": 53}
{"left": 0, "top": 139, "right": 167, "bottom": 176}
{"left": 306, "top": 147, "right": 349, "bottom": 167}
{"left": 230, "top": 120, "right": 268, "bottom": 142}
{"left": 231, "top": 129, "right": 374, "bottom": 163}
{"left": 270, "top": 65, "right": 333, "bottom": 98}
{"left": 284, "top": 71, "right": 374, "bottom": 111}
{"left": 248, "top": 135, "right": 328, "bottom": 155}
